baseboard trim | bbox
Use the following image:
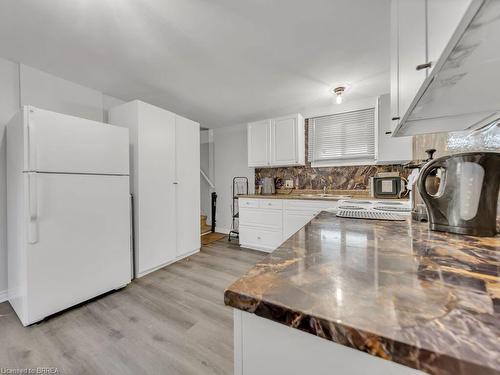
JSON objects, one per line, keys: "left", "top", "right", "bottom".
{"left": 239, "top": 242, "right": 273, "bottom": 253}
{"left": 0, "top": 289, "right": 8, "bottom": 303}
{"left": 136, "top": 248, "right": 201, "bottom": 278}
{"left": 216, "top": 227, "right": 231, "bottom": 234}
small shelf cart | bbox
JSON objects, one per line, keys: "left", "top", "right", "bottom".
{"left": 228, "top": 177, "right": 249, "bottom": 242}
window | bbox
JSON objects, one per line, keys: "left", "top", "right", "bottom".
{"left": 308, "top": 107, "right": 376, "bottom": 166}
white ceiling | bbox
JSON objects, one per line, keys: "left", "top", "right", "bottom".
{"left": 0, "top": 0, "right": 391, "bottom": 128}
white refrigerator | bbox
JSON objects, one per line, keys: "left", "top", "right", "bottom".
{"left": 7, "top": 106, "right": 132, "bottom": 326}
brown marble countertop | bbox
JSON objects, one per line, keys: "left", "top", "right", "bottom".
{"left": 224, "top": 212, "right": 500, "bottom": 375}
{"left": 238, "top": 190, "right": 408, "bottom": 202}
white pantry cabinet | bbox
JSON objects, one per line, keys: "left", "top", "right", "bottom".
{"left": 248, "top": 114, "right": 305, "bottom": 167}
{"left": 239, "top": 198, "right": 338, "bottom": 252}
{"left": 109, "top": 100, "right": 200, "bottom": 277}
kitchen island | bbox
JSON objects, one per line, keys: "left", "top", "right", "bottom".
{"left": 224, "top": 212, "right": 500, "bottom": 375}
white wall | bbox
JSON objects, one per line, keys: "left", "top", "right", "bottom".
{"left": 19, "top": 64, "right": 105, "bottom": 122}
{"left": 213, "top": 124, "right": 254, "bottom": 234}
{"left": 0, "top": 57, "right": 124, "bottom": 301}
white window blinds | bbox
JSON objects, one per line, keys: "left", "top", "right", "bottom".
{"left": 308, "top": 108, "right": 376, "bottom": 165}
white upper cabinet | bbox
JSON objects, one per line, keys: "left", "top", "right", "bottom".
{"left": 390, "top": 0, "right": 500, "bottom": 137}
{"left": 271, "top": 114, "right": 305, "bottom": 166}
{"left": 390, "top": 0, "right": 427, "bottom": 131}
{"left": 427, "top": 0, "right": 471, "bottom": 73}
{"left": 376, "top": 94, "right": 412, "bottom": 164}
{"left": 248, "top": 120, "right": 271, "bottom": 167}
{"left": 248, "top": 114, "right": 305, "bottom": 167}
{"left": 391, "top": 0, "right": 427, "bottom": 131}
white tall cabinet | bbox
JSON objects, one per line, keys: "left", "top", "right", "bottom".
{"left": 109, "top": 100, "right": 200, "bottom": 277}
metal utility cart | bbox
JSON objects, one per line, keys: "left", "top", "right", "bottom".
{"left": 228, "top": 177, "right": 249, "bottom": 242}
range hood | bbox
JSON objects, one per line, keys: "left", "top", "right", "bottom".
{"left": 394, "top": 0, "right": 500, "bottom": 137}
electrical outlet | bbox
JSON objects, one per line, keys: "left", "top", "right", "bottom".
{"left": 284, "top": 179, "right": 294, "bottom": 188}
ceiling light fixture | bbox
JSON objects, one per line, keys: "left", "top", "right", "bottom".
{"left": 332, "top": 86, "right": 346, "bottom": 104}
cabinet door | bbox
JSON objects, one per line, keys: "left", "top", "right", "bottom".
{"left": 270, "top": 115, "right": 297, "bottom": 166}
{"left": 390, "top": 0, "right": 400, "bottom": 129}
{"left": 137, "top": 103, "right": 177, "bottom": 276}
{"left": 396, "top": 0, "right": 427, "bottom": 122}
{"left": 427, "top": 0, "right": 471, "bottom": 73}
{"left": 175, "top": 115, "right": 201, "bottom": 257}
{"left": 377, "top": 94, "right": 412, "bottom": 163}
{"left": 248, "top": 120, "right": 270, "bottom": 167}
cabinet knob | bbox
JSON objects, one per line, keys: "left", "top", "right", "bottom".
{"left": 385, "top": 131, "right": 392, "bottom": 135}
{"left": 257, "top": 236, "right": 261, "bottom": 240}
{"left": 391, "top": 117, "right": 400, "bottom": 121}
{"left": 173, "top": 182, "right": 179, "bottom": 185}
{"left": 416, "top": 62, "right": 432, "bottom": 71}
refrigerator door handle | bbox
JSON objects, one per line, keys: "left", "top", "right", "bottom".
{"left": 27, "top": 117, "right": 37, "bottom": 171}
{"left": 28, "top": 173, "right": 39, "bottom": 244}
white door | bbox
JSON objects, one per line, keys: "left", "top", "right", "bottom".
{"left": 26, "top": 173, "right": 131, "bottom": 324}
{"left": 135, "top": 103, "right": 177, "bottom": 276}
{"left": 397, "top": 0, "right": 427, "bottom": 120}
{"left": 248, "top": 120, "right": 270, "bottom": 167}
{"left": 271, "top": 116, "right": 297, "bottom": 166}
{"left": 175, "top": 115, "right": 200, "bottom": 258}
{"left": 26, "top": 106, "right": 129, "bottom": 174}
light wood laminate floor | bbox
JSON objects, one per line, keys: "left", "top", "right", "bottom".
{"left": 0, "top": 239, "right": 265, "bottom": 375}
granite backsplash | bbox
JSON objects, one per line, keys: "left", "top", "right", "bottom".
{"left": 255, "top": 164, "right": 407, "bottom": 190}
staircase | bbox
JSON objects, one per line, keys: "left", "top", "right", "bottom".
{"left": 200, "top": 215, "right": 211, "bottom": 236}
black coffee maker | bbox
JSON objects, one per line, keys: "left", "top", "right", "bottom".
{"left": 418, "top": 152, "right": 500, "bottom": 237}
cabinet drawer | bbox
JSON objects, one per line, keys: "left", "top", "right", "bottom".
{"left": 285, "top": 199, "right": 337, "bottom": 212}
{"left": 239, "top": 226, "right": 283, "bottom": 252}
{"left": 239, "top": 208, "right": 282, "bottom": 229}
{"left": 240, "top": 199, "right": 259, "bottom": 208}
{"left": 259, "top": 199, "right": 283, "bottom": 210}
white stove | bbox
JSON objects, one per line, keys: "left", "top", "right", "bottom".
{"left": 336, "top": 199, "right": 410, "bottom": 221}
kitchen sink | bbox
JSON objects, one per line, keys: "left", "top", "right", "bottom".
{"left": 299, "top": 194, "right": 351, "bottom": 199}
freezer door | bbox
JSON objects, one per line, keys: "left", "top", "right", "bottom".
{"left": 25, "top": 106, "right": 129, "bottom": 174}
{"left": 25, "top": 173, "right": 131, "bottom": 325}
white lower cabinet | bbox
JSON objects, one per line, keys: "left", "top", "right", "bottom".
{"left": 239, "top": 226, "right": 283, "bottom": 253}
{"left": 239, "top": 198, "right": 338, "bottom": 252}
{"left": 283, "top": 211, "right": 317, "bottom": 240}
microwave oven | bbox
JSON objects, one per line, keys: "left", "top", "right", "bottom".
{"left": 370, "top": 176, "right": 405, "bottom": 198}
